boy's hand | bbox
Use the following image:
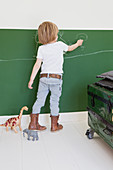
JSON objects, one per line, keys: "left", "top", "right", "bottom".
{"left": 28, "top": 80, "right": 33, "bottom": 89}
{"left": 77, "top": 39, "right": 83, "bottom": 46}
{"left": 68, "top": 39, "right": 84, "bottom": 51}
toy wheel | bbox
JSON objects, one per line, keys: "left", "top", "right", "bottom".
{"left": 85, "top": 128, "right": 94, "bottom": 139}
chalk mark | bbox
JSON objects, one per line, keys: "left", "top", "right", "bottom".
{"left": 59, "top": 36, "right": 67, "bottom": 44}
{"left": 0, "top": 58, "right": 36, "bottom": 62}
{"left": 0, "top": 49, "right": 113, "bottom": 62}
{"left": 65, "top": 49, "right": 113, "bottom": 60}
{"left": 75, "top": 33, "right": 88, "bottom": 42}
{"left": 58, "top": 31, "right": 68, "bottom": 44}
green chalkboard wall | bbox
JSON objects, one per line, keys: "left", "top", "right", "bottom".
{"left": 0, "top": 29, "right": 113, "bottom": 116}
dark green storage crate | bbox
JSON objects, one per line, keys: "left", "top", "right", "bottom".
{"left": 88, "top": 84, "right": 113, "bottom": 123}
{"left": 86, "top": 71, "right": 113, "bottom": 148}
{"left": 87, "top": 108, "right": 113, "bottom": 148}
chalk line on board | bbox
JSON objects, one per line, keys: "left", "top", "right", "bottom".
{"left": 65, "top": 49, "right": 113, "bottom": 59}
{"left": 58, "top": 31, "right": 70, "bottom": 44}
{"left": 0, "top": 49, "right": 113, "bottom": 62}
{"left": 0, "top": 58, "right": 36, "bottom": 62}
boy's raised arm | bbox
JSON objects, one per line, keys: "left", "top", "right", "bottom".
{"left": 68, "top": 39, "right": 83, "bottom": 52}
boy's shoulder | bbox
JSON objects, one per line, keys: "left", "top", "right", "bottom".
{"left": 56, "top": 41, "right": 65, "bottom": 44}
{"left": 39, "top": 41, "right": 62, "bottom": 47}
{"left": 38, "top": 41, "right": 67, "bottom": 50}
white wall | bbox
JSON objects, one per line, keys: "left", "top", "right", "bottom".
{"left": 0, "top": 0, "right": 113, "bottom": 29}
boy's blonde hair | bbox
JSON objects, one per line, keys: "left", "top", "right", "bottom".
{"left": 38, "top": 21, "right": 58, "bottom": 44}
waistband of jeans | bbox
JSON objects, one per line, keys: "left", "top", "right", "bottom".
{"left": 40, "top": 73, "right": 62, "bottom": 79}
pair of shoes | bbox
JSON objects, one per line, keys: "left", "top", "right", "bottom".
{"left": 28, "top": 114, "right": 63, "bottom": 132}
{"left": 28, "top": 114, "right": 46, "bottom": 131}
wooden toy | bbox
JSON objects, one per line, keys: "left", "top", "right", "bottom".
{"left": 0, "top": 106, "right": 28, "bottom": 133}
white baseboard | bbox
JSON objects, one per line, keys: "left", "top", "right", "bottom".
{"left": 0, "top": 112, "right": 88, "bottom": 129}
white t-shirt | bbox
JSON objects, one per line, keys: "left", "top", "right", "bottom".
{"left": 36, "top": 41, "right": 68, "bottom": 74}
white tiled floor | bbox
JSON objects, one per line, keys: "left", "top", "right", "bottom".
{"left": 0, "top": 112, "right": 113, "bottom": 170}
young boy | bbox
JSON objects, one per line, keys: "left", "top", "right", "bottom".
{"left": 28, "top": 21, "right": 83, "bottom": 132}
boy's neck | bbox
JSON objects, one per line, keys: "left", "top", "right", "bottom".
{"left": 48, "top": 39, "right": 57, "bottom": 44}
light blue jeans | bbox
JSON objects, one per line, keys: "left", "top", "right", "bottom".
{"left": 32, "top": 76, "right": 63, "bottom": 116}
